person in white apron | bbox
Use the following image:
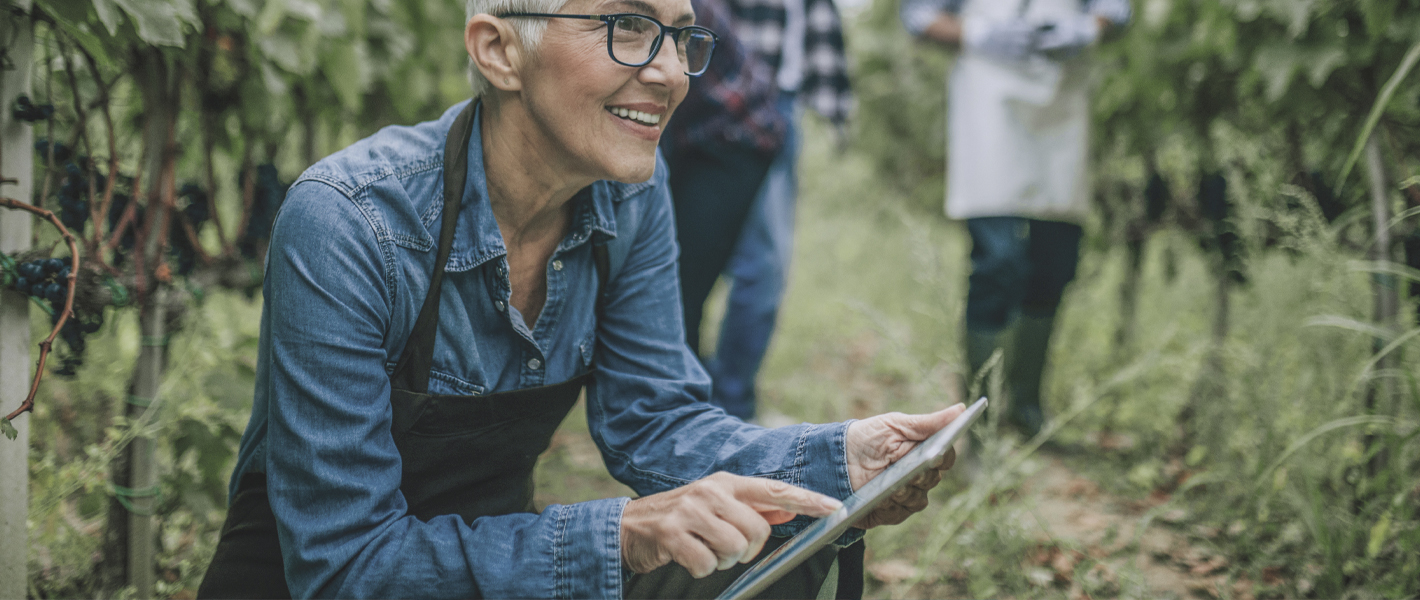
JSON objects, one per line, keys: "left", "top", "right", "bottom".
{"left": 901, "top": 0, "right": 1130, "bottom": 436}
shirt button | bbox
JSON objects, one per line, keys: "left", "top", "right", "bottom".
{"left": 527, "top": 358, "right": 542, "bottom": 370}
{"left": 552, "top": 260, "right": 564, "bottom": 271}
{"left": 495, "top": 300, "right": 505, "bottom": 311}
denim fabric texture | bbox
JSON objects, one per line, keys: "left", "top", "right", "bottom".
{"left": 709, "top": 94, "right": 801, "bottom": 420}
{"left": 963, "top": 216, "right": 1083, "bottom": 333}
{"left": 228, "top": 100, "right": 855, "bottom": 599}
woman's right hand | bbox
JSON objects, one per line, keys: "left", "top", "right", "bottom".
{"left": 620, "top": 472, "right": 842, "bottom": 578}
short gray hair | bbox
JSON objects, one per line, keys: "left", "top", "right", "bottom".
{"left": 466, "top": 0, "right": 571, "bottom": 98}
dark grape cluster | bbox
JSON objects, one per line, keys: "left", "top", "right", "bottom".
{"left": 54, "top": 307, "right": 104, "bottom": 376}
{"left": 34, "top": 138, "right": 73, "bottom": 162}
{"left": 35, "top": 138, "right": 106, "bottom": 232}
{"left": 12, "top": 95, "right": 55, "bottom": 122}
{"left": 9, "top": 257, "right": 71, "bottom": 305}
{"left": 4, "top": 256, "right": 100, "bottom": 375}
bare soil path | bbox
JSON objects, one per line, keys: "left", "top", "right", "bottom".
{"left": 943, "top": 454, "right": 1255, "bottom": 600}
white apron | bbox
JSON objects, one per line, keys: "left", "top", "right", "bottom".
{"left": 945, "top": 0, "right": 1093, "bottom": 223}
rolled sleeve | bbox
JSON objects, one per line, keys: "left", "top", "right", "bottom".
{"left": 586, "top": 155, "right": 856, "bottom": 507}
{"left": 550, "top": 497, "right": 631, "bottom": 598}
{"left": 261, "top": 181, "right": 630, "bottom": 599}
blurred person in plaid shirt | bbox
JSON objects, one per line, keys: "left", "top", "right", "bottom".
{"left": 664, "top": 0, "right": 853, "bottom": 425}
{"left": 663, "top": 0, "right": 786, "bottom": 397}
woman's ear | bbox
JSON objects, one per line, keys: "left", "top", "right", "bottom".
{"left": 466, "top": 14, "right": 524, "bottom": 92}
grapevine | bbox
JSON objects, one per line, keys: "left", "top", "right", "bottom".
{"left": 0, "top": 197, "right": 79, "bottom": 424}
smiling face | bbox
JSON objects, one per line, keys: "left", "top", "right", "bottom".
{"left": 499, "top": 0, "right": 693, "bottom": 185}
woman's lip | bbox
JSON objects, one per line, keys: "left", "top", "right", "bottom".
{"left": 607, "top": 109, "right": 662, "bottom": 141}
{"left": 605, "top": 102, "right": 667, "bottom": 115}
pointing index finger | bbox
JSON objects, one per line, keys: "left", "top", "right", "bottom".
{"left": 731, "top": 476, "right": 842, "bottom": 520}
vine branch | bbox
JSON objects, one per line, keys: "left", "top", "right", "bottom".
{"left": 0, "top": 197, "right": 80, "bottom": 421}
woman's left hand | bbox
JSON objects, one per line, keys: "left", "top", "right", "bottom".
{"left": 845, "top": 403, "right": 966, "bottom": 529}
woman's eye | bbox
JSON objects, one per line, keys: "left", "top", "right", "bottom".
{"left": 614, "top": 16, "right": 655, "bottom": 34}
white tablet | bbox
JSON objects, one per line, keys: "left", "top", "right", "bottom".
{"left": 716, "top": 397, "right": 989, "bottom": 600}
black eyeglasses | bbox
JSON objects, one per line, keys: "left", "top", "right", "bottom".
{"left": 499, "top": 13, "right": 718, "bottom": 76}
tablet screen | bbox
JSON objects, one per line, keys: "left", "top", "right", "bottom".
{"left": 716, "top": 397, "right": 989, "bottom": 600}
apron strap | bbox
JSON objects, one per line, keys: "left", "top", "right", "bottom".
{"left": 391, "top": 102, "right": 610, "bottom": 393}
{"left": 391, "top": 101, "right": 475, "bottom": 393}
{"left": 592, "top": 239, "right": 611, "bottom": 294}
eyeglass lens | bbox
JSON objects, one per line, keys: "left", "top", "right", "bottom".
{"left": 610, "top": 15, "right": 714, "bottom": 74}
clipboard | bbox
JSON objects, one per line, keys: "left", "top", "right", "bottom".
{"left": 716, "top": 397, "right": 989, "bottom": 600}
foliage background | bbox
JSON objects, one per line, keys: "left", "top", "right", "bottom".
{"left": 7, "top": 0, "right": 1420, "bottom": 597}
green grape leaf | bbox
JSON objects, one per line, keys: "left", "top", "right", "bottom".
{"left": 38, "top": 1, "right": 118, "bottom": 69}
{"left": 1254, "top": 44, "right": 1301, "bottom": 101}
{"left": 91, "top": 0, "right": 122, "bottom": 36}
{"left": 112, "top": 0, "right": 198, "bottom": 47}
{"left": 259, "top": 31, "right": 306, "bottom": 74}
{"left": 1253, "top": 43, "right": 1348, "bottom": 101}
{"left": 226, "top": 0, "right": 261, "bottom": 19}
{"left": 284, "top": 0, "right": 325, "bottom": 21}
{"left": 257, "top": 0, "right": 289, "bottom": 34}
{"left": 258, "top": 61, "right": 290, "bottom": 98}
{"left": 1265, "top": 0, "right": 1319, "bottom": 38}
{"left": 1, "top": 418, "right": 16, "bottom": 442}
{"left": 1306, "top": 46, "right": 1347, "bottom": 87}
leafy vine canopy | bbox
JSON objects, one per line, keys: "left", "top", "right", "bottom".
{"left": 38, "top": 0, "right": 474, "bottom": 131}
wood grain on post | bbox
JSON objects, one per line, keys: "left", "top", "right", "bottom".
{"left": 0, "top": 7, "right": 34, "bottom": 598}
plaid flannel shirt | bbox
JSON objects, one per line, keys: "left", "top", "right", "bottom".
{"left": 731, "top": 0, "right": 853, "bottom": 125}
{"left": 667, "top": 0, "right": 788, "bottom": 156}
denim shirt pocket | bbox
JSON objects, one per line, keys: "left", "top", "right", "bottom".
{"left": 383, "top": 361, "right": 488, "bottom": 396}
{"left": 429, "top": 370, "right": 487, "bottom": 396}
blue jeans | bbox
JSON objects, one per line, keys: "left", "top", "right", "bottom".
{"left": 708, "top": 95, "right": 801, "bottom": 420}
{"left": 964, "top": 217, "right": 1082, "bottom": 334}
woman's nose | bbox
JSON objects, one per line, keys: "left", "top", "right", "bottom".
{"left": 641, "top": 34, "right": 690, "bottom": 86}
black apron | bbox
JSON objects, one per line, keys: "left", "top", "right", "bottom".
{"left": 198, "top": 103, "right": 589, "bottom": 599}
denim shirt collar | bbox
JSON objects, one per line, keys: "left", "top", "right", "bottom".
{"left": 442, "top": 101, "right": 632, "bottom": 272}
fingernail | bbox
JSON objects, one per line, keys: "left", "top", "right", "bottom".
{"left": 822, "top": 497, "right": 843, "bottom": 511}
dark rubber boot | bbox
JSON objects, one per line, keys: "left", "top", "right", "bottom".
{"left": 965, "top": 328, "right": 1002, "bottom": 389}
{"left": 1006, "top": 313, "right": 1056, "bottom": 438}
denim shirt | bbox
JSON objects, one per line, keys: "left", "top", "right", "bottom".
{"left": 228, "top": 100, "right": 854, "bottom": 599}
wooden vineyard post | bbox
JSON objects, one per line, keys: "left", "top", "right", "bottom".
{"left": 0, "top": 7, "right": 34, "bottom": 598}
{"left": 125, "top": 288, "right": 166, "bottom": 599}
{"left": 112, "top": 46, "right": 178, "bottom": 599}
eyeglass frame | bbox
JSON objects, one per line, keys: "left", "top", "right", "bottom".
{"left": 497, "top": 12, "right": 719, "bottom": 76}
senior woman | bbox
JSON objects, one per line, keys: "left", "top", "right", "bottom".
{"left": 197, "top": 0, "right": 965, "bottom": 597}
